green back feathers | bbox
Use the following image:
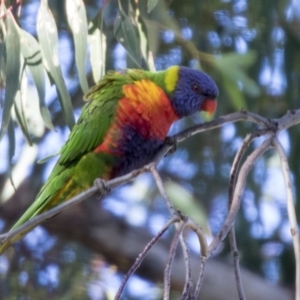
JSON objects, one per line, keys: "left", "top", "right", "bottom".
{"left": 58, "top": 74, "right": 125, "bottom": 165}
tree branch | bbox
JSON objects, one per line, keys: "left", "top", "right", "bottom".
{"left": 228, "top": 131, "right": 266, "bottom": 300}
{"left": 115, "top": 215, "right": 180, "bottom": 300}
{"left": 273, "top": 137, "right": 300, "bottom": 300}
{"left": 164, "top": 220, "right": 186, "bottom": 300}
{"left": 207, "top": 138, "right": 272, "bottom": 255}
{"left": 1, "top": 109, "right": 300, "bottom": 299}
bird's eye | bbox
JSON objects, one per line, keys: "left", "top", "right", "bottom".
{"left": 192, "top": 84, "right": 201, "bottom": 94}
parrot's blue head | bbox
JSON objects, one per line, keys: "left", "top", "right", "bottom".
{"left": 170, "top": 66, "right": 218, "bottom": 118}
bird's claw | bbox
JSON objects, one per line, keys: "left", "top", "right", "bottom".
{"left": 165, "top": 136, "right": 177, "bottom": 155}
{"left": 94, "top": 178, "right": 110, "bottom": 198}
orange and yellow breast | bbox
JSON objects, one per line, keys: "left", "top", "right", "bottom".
{"left": 120, "top": 79, "right": 178, "bottom": 138}
{"left": 93, "top": 79, "right": 179, "bottom": 177}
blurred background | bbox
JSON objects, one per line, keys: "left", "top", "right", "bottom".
{"left": 0, "top": 0, "right": 299, "bottom": 299}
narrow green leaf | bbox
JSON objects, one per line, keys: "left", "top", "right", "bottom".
{"left": 165, "top": 181, "right": 211, "bottom": 234}
{"left": 20, "top": 29, "right": 54, "bottom": 130}
{"left": 223, "top": 75, "right": 247, "bottom": 110}
{"left": 219, "top": 51, "right": 257, "bottom": 69}
{"left": 88, "top": 12, "right": 106, "bottom": 83}
{"left": 135, "top": 8, "right": 155, "bottom": 71}
{"left": 141, "top": 19, "right": 160, "bottom": 61}
{"left": 66, "top": 0, "right": 89, "bottom": 94}
{"left": 14, "top": 62, "right": 33, "bottom": 145}
{"left": 0, "top": 5, "right": 4, "bottom": 80}
{"left": 0, "top": 11, "right": 21, "bottom": 141}
{"left": 114, "top": 2, "right": 141, "bottom": 68}
{"left": 214, "top": 51, "right": 260, "bottom": 98}
{"left": 37, "top": 152, "right": 59, "bottom": 164}
{"left": 7, "top": 119, "right": 16, "bottom": 190}
{"left": 135, "top": 8, "right": 148, "bottom": 68}
{"left": 0, "top": 39, "right": 4, "bottom": 75}
{"left": 147, "top": 0, "right": 159, "bottom": 13}
{"left": 14, "top": 83, "right": 32, "bottom": 146}
{"left": 37, "top": 0, "right": 75, "bottom": 129}
{"left": 139, "top": 0, "right": 180, "bottom": 59}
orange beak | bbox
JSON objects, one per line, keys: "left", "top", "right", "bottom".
{"left": 201, "top": 99, "right": 217, "bottom": 116}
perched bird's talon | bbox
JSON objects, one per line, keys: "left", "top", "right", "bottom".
{"left": 94, "top": 178, "right": 110, "bottom": 198}
{"left": 165, "top": 136, "right": 177, "bottom": 155}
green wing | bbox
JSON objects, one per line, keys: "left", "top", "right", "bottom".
{"left": 55, "top": 68, "right": 159, "bottom": 169}
{"left": 46, "top": 72, "right": 134, "bottom": 182}
{"left": 52, "top": 80, "right": 121, "bottom": 174}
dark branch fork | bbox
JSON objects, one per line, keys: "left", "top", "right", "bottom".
{"left": 1, "top": 109, "right": 300, "bottom": 300}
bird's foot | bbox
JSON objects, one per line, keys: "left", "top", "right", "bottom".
{"left": 94, "top": 178, "right": 110, "bottom": 198}
{"left": 164, "top": 136, "right": 177, "bottom": 155}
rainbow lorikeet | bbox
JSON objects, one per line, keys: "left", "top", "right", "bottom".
{"left": 0, "top": 65, "right": 218, "bottom": 254}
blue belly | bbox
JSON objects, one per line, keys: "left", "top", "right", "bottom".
{"left": 111, "top": 125, "right": 164, "bottom": 177}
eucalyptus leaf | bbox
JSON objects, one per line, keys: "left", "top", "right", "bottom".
{"left": 0, "top": 2, "right": 5, "bottom": 69}
{"left": 14, "top": 63, "right": 32, "bottom": 145}
{"left": 222, "top": 75, "right": 247, "bottom": 110}
{"left": 165, "top": 181, "right": 211, "bottom": 234}
{"left": 20, "top": 29, "right": 54, "bottom": 130}
{"left": 37, "top": 0, "right": 75, "bottom": 129}
{"left": 7, "top": 119, "right": 16, "bottom": 190}
{"left": 88, "top": 13, "right": 106, "bottom": 83}
{"left": 135, "top": 7, "right": 154, "bottom": 70}
{"left": 0, "top": 39, "right": 4, "bottom": 76}
{"left": 114, "top": 2, "right": 141, "bottom": 68}
{"left": 66, "top": 0, "right": 89, "bottom": 94}
{"left": 147, "top": 0, "right": 159, "bottom": 13}
{"left": 37, "top": 152, "right": 59, "bottom": 164}
{"left": 0, "top": 11, "right": 21, "bottom": 141}
{"left": 214, "top": 51, "right": 260, "bottom": 98}
{"left": 218, "top": 51, "right": 257, "bottom": 69}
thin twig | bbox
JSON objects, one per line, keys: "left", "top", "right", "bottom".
{"left": 272, "top": 137, "right": 300, "bottom": 300}
{"left": 228, "top": 131, "right": 267, "bottom": 300}
{"left": 244, "top": 110, "right": 272, "bottom": 127}
{"left": 174, "top": 111, "right": 271, "bottom": 143}
{"left": 114, "top": 215, "right": 180, "bottom": 300}
{"left": 164, "top": 220, "right": 187, "bottom": 300}
{"left": 179, "top": 235, "right": 194, "bottom": 300}
{"left": 150, "top": 165, "right": 177, "bottom": 216}
{"left": 0, "top": 0, "right": 22, "bottom": 19}
{"left": 276, "top": 109, "right": 300, "bottom": 132}
{"left": 150, "top": 165, "right": 194, "bottom": 298}
{"left": 193, "top": 255, "right": 207, "bottom": 299}
{"left": 180, "top": 219, "right": 209, "bottom": 300}
{"left": 186, "top": 219, "right": 208, "bottom": 257}
{"left": 229, "top": 231, "right": 245, "bottom": 300}
{"left": 151, "top": 164, "right": 210, "bottom": 299}
{"left": 17, "top": 0, "right": 22, "bottom": 18}
{"left": 185, "top": 219, "right": 208, "bottom": 298}
{"left": 208, "top": 138, "right": 272, "bottom": 256}
{"left": 228, "top": 129, "right": 269, "bottom": 206}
